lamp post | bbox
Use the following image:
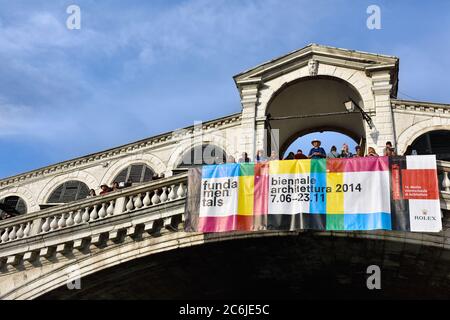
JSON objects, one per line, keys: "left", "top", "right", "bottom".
{"left": 344, "top": 98, "right": 374, "bottom": 130}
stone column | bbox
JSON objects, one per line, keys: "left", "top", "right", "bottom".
{"left": 237, "top": 79, "right": 260, "bottom": 159}
{"left": 370, "top": 70, "right": 396, "bottom": 154}
{"left": 255, "top": 119, "right": 267, "bottom": 156}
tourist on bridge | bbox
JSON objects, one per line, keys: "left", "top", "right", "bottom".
{"left": 255, "top": 149, "right": 269, "bottom": 162}
{"left": 238, "top": 152, "right": 250, "bottom": 163}
{"left": 308, "top": 139, "right": 326, "bottom": 159}
{"left": 226, "top": 155, "right": 236, "bottom": 163}
{"left": 327, "top": 146, "right": 339, "bottom": 158}
{"left": 354, "top": 145, "right": 363, "bottom": 157}
{"left": 152, "top": 173, "right": 160, "bottom": 181}
{"left": 284, "top": 152, "right": 295, "bottom": 160}
{"left": 294, "top": 149, "right": 308, "bottom": 159}
{"left": 99, "top": 184, "right": 112, "bottom": 195}
{"left": 112, "top": 181, "right": 120, "bottom": 191}
{"left": 87, "top": 189, "right": 96, "bottom": 198}
{"left": 269, "top": 151, "right": 279, "bottom": 160}
{"left": 384, "top": 141, "right": 396, "bottom": 156}
{"left": 339, "top": 143, "right": 353, "bottom": 158}
{"left": 367, "top": 147, "right": 379, "bottom": 157}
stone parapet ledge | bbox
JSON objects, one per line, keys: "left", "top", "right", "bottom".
{"left": 438, "top": 161, "right": 450, "bottom": 196}
{"left": 392, "top": 99, "right": 450, "bottom": 114}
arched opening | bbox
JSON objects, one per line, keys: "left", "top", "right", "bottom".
{"left": 266, "top": 77, "right": 366, "bottom": 156}
{"left": 113, "top": 163, "right": 155, "bottom": 184}
{"left": 39, "top": 234, "right": 450, "bottom": 299}
{"left": 175, "top": 144, "right": 227, "bottom": 172}
{"left": 406, "top": 130, "right": 450, "bottom": 161}
{"left": 0, "top": 196, "right": 27, "bottom": 219}
{"left": 47, "top": 181, "right": 90, "bottom": 204}
{"left": 283, "top": 131, "right": 359, "bottom": 159}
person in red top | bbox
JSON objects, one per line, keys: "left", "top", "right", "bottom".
{"left": 294, "top": 149, "right": 308, "bottom": 159}
{"left": 99, "top": 184, "right": 112, "bottom": 195}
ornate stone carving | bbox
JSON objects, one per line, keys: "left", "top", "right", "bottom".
{"left": 308, "top": 59, "right": 319, "bottom": 76}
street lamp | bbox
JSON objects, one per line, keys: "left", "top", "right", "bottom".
{"left": 344, "top": 98, "right": 374, "bottom": 130}
{"left": 344, "top": 100, "right": 356, "bottom": 112}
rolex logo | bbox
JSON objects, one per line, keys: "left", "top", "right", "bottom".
{"left": 415, "top": 209, "right": 435, "bottom": 221}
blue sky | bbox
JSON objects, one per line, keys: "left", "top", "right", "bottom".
{"left": 1, "top": 0, "right": 450, "bottom": 178}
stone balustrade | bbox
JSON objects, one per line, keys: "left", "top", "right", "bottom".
{"left": 438, "top": 161, "right": 450, "bottom": 192}
{"left": 0, "top": 173, "right": 188, "bottom": 247}
{"left": 438, "top": 161, "right": 450, "bottom": 210}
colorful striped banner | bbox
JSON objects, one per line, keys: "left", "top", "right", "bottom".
{"left": 185, "top": 156, "right": 442, "bottom": 233}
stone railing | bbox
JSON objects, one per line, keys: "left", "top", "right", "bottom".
{"left": 438, "top": 161, "right": 450, "bottom": 192}
{"left": 0, "top": 173, "right": 188, "bottom": 246}
{"left": 438, "top": 161, "right": 450, "bottom": 210}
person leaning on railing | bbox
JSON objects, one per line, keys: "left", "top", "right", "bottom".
{"left": 269, "top": 151, "right": 279, "bottom": 161}
{"left": 327, "top": 146, "right": 339, "bottom": 158}
{"left": 255, "top": 149, "right": 269, "bottom": 163}
{"left": 99, "top": 184, "right": 112, "bottom": 195}
{"left": 284, "top": 152, "right": 295, "bottom": 160}
{"left": 87, "top": 189, "right": 97, "bottom": 198}
{"left": 238, "top": 152, "right": 250, "bottom": 163}
{"left": 339, "top": 143, "right": 353, "bottom": 158}
{"left": 112, "top": 181, "right": 121, "bottom": 191}
{"left": 383, "top": 141, "right": 397, "bottom": 156}
{"left": 294, "top": 149, "right": 308, "bottom": 159}
{"left": 353, "top": 146, "right": 364, "bottom": 157}
{"left": 367, "top": 147, "right": 379, "bottom": 157}
{"left": 0, "top": 210, "right": 13, "bottom": 220}
{"left": 227, "top": 155, "right": 236, "bottom": 163}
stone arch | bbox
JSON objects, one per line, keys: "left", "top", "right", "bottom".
{"left": 280, "top": 126, "right": 360, "bottom": 158}
{"left": 3, "top": 232, "right": 279, "bottom": 299}
{"left": 166, "top": 133, "right": 234, "bottom": 174}
{"left": 0, "top": 186, "right": 37, "bottom": 214}
{"left": 257, "top": 65, "right": 374, "bottom": 117}
{"left": 101, "top": 153, "right": 166, "bottom": 185}
{"left": 37, "top": 172, "right": 99, "bottom": 205}
{"left": 2, "top": 228, "right": 447, "bottom": 300}
{"left": 396, "top": 117, "right": 450, "bottom": 155}
{"left": 260, "top": 72, "right": 370, "bottom": 155}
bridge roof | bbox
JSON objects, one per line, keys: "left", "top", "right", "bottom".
{"left": 233, "top": 43, "right": 399, "bottom": 84}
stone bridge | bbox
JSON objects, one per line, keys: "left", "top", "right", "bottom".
{"left": 1, "top": 44, "right": 450, "bottom": 299}
{"left": 0, "top": 167, "right": 449, "bottom": 299}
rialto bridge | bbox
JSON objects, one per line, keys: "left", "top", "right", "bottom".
{"left": 0, "top": 44, "right": 450, "bottom": 299}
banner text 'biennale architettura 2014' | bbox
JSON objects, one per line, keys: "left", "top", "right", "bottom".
{"left": 185, "top": 155, "right": 442, "bottom": 233}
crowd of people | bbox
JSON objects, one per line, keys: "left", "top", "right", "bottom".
{"left": 89, "top": 173, "right": 166, "bottom": 197}
{"left": 225, "top": 140, "right": 397, "bottom": 163}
